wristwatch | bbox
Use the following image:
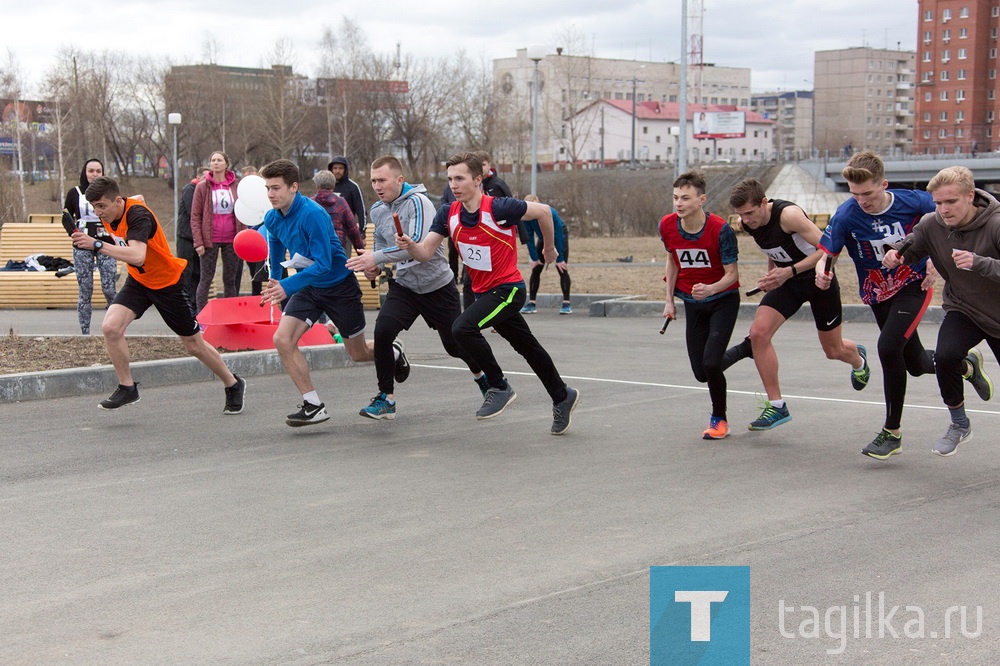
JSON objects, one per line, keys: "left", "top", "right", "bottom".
{"left": 93, "top": 240, "right": 104, "bottom": 253}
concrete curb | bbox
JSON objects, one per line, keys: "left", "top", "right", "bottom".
{"left": 2, "top": 295, "right": 946, "bottom": 402}
{"left": 0, "top": 344, "right": 353, "bottom": 403}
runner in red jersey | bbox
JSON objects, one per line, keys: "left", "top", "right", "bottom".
{"left": 660, "top": 170, "right": 741, "bottom": 440}
{"left": 397, "top": 152, "right": 580, "bottom": 435}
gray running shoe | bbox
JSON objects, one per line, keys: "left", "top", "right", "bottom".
{"left": 932, "top": 422, "right": 972, "bottom": 457}
{"left": 476, "top": 382, "right": 516, "bottom": 420}
{"left": 861, "top": 429, "right": 902, "bottom": 460}
{"left": 551, "top": 387, "right": 580, "bottom": 435}
{"left": 964, "top": 348, "right": 993, "bottom": 401}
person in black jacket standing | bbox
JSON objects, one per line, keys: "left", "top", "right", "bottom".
{"left": 328, "top": 156, "right": 367, "bottom": 233}
{"left": 176, "top": 166, "right": 208, "bottom": 294}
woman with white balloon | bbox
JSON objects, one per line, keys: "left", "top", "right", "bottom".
{"left": 192, "top": 150, "right": 244, "bottom": 312}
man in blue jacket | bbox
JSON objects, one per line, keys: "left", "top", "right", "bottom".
{"left": 260, "top": 159, "right": 374, "bottom": 427}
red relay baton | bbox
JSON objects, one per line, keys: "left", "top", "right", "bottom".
{"left": 392, "top": 213, "right": 404, "bottom": 236}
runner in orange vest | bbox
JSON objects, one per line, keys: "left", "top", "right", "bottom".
{"left": 71, "top": 176, "right": 246, "bottom": 413}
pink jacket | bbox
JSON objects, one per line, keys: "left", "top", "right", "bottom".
{"left": 190, "top": 170, "right": 244, "bottom": 249}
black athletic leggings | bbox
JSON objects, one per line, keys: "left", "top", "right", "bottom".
{"left": 452, "top": 283, "right": 568, "bottom": 403}
{"left": 683, "top": 290, "right": 740, "bottom": 419}
{"left": 868, "top": 282, "right": 936, "bottom": 430}
{"left": 936, "top": 310, "right": 1000, "bottom": 407}
{"left": 529, "top": 240, "right": 571, "bottom": 302}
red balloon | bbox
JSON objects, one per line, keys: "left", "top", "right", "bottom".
{"left": 233, "top": 229, "right": 268, "bottom": 262}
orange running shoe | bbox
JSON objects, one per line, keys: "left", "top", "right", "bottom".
{"left": 702, "top": 415, "right": 730, "bottom": 440}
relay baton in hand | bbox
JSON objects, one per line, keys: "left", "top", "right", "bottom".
{"left": 659, "top": 317, "right": 671, "bottom": 334}
{"left": 745, "top": 287, "right": 762, "bottom": 297}
{"left": 392, "top": 213, "right": 404, "bottom": 237}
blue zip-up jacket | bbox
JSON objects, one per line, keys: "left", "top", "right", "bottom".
{"left": 524, "top": 206, "right": 567, "bottom": 263}
{"left": 264, "top": 192, "right": 350, "bottom": 296}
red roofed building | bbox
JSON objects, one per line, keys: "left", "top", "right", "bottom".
{"left": 566, "top": 100, "right": 775, "bottom": 168}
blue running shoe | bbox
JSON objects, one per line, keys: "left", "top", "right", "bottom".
{"left": 748, "top": 402, "right": 792, "bottom": 431}
{"left": 520, "top": 302, "right": 537, "bottom": 314}
{"left": 559, "top": 302, "right": 572, "bottom": 315}
{"left": 360, "top": 392, "right": 396, "bottom": 420}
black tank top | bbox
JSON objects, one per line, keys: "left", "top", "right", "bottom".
{"left": 742, "top": 199, "right": 816, "bottom": 275}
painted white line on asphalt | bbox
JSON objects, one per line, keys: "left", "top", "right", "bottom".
{"left": 410, "top": 364, "right": 1000, "bottom": 416}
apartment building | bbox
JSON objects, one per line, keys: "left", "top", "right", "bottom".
{"left": 914, "top": 0, "right": 1000, "bottom": 154}
{"left": 813, "top": 47, "right": 916, "bottom": 157}
{"left": 751, "top": 91, "right": 814, "bottom": 160}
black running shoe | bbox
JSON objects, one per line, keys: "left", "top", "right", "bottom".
{"left": 224, "top": 375, "right": 246, "bottom": 415}
{"left": 393, "top": 340, "right": 410, "bottom": 383}
{"left": 286, "top": 401, "right": 330, "bottom": 427}
{"left": 99, "top": 383, "right": 140, "bottom": 410}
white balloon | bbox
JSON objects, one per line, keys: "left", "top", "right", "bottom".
{"left": 235, "top": 199, "right": 266, "bottom": 226}
{"left": 236, "top": 174, "right": 270, "bottom": 212}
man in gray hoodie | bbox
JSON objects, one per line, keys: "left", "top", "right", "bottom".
{"left": 884, "top": 165, "right": 997, "bottom": 457}
{"left": 346, "top": 155, "right": 488, "bottom": 419}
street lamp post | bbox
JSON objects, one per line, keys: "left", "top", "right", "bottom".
{"left": 527, "top": 44, "right": 545, "bottom": 196}
{"left": 168, "top": 112, "right": 182, "bottom": 248}
{"left": 631, "top": 65, "right": 646, "bottom": 170}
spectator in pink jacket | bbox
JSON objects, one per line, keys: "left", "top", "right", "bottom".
{"left": 192, "top": 150, "right": 244, "bottom": 312}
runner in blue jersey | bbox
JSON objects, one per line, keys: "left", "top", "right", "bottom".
{"left": 816, "top": 151, "right": 981, "bottom": 460}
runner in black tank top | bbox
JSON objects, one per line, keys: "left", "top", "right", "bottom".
{"left": 721, "top": 179, "right": 869, "bottom": 432}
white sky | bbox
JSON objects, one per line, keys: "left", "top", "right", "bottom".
{"left": 6, "top": 0, "right": 917, "bottom": 96}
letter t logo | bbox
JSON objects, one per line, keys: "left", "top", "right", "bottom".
{"left": 674, "top": 590, "right": 729, "bottom": 641}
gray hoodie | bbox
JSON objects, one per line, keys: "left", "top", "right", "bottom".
{"left": 369, "top": 183, "right": 454, "bottom": 294}
{"left": 904, "top": 188, "right": 1000, "bottom": 337}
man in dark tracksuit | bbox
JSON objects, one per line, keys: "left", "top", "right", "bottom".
{"left": 328, "top": 156, "right": 367, "bottom": 233}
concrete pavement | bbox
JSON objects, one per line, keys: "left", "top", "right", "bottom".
{"left": 2, "top": 308, "right": 1000, "bottom": 663}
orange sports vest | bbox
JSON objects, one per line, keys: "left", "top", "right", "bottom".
{"left": 103, "top": 198, "right": 186, "bottom": 290}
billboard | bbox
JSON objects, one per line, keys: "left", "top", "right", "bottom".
{"left": 693, "top": 111, "right": 746, "bottom": 139}
{"left": 1, "top": 99, "right": 57, "bottom": 136}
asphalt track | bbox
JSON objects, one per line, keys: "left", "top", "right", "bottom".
{"left": 2, "top": 309, "right": 1000, "bottom": 664}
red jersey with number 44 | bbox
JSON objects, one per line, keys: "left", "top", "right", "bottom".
{"left": 659, "top": 212, "right": 738, "bottom": 297}
{"left": 448, "top": 196, "right": 521, "bottom": 293}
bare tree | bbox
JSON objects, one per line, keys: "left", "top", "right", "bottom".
{"left": 1, "top": 50, "right": 29, "bottom": 223}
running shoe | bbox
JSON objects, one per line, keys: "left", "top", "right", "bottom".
{"left": 748, "top": 402, "right": 792, "bottom": 431}
{"left": 223, "top": 375, "right": 246, "bottom": 414}
{"left": 360, "top": 393, "right": 396, "bottom": 420}
{"left": 520, "top": 303, "right": 537, "bottom": 314}
{"left": 99, "top": 383, "right": 140, "bottom": 410}
{"left": 932, "top": 422, "right": 972, "bottom": 457}
{"left": 559, "top": 302, "right": 573, "bottom": 315}
{"left": 551, "top": 387, "right": 580, "bottom": 435}
{"left": 702, "top": 416, "right": 730, "bottom": 440}
{"left": 851, "top": 344, "right": 871, "bottom": 391}
{"left": 861, "top": 429, "right": 902, "bottom": 460}
{"left": 393, "top": 340, "right": 410, "bottom": 383}
{"left": 286, "top": 401, "right": 329, "bottom": 427}
{"left": 964, "top": 348, "right": 993, "bottom": 401}
{"left": 476, "top": 382, "right": 516, "bottom": 420}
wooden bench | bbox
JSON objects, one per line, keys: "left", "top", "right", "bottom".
{"left": 27, "top": 213, "right": 63, "bottom": 225}
{"left": 0, "top": 223, "right": 113, "bottom": 309}
{"left": 357, "top": 224, "right": 381, "bottom": 310}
